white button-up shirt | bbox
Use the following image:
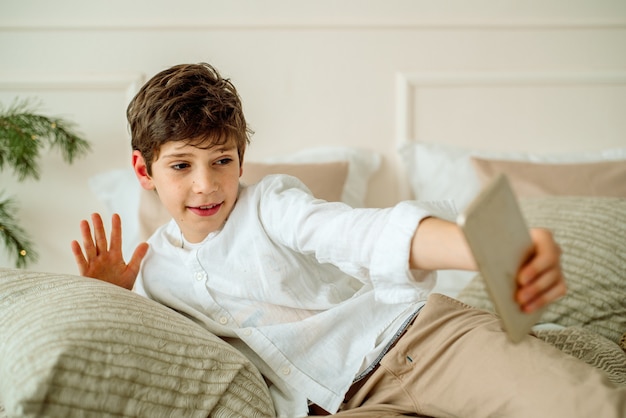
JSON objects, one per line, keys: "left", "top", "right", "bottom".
{"left": 134, "top": 175, "right": 453, "bottom": 417}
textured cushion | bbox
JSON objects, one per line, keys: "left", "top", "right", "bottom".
{"left": 0, "top": 268, "right": 275, "bottom": 417}
{"left": 458, "top": 197, "right": 626, "bottom": 345}
{"left": 533, "top": 327, "right": 626, "bottom": 386}
{"left": 471, "top": 158, "right": 626, "bottom": 198}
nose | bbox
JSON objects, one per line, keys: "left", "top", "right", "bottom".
{"left": 191, "top": 168, "right": 218, "bottom": 194}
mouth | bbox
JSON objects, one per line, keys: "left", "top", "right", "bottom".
{"left": 188, "top": 202, "right": 222, "bottom": 217}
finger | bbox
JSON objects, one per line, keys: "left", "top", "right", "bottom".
{"left": 91, "top": 213, "right": 108, "bottom": 254}
{"left": 518, "top": 254, "right": 560, "bottom": 286}
{"left": 520, "top": 278, "right": 567, "bottom": 313}
{"left": 109, "top": 213, "right": 123, "bottom": 257}
{"left": 518, "top": 230, "right": 561, "bottom": 286}
{"left": 517, "top": 266, "right": 562, "bottom": 304}
{"left": 70, "top": 240, "right": 88, "bottom": 275}
{"left": 121, "top": 242, "right": 149, "bottom": 290}
{"left": 79, "top": 219, "right": 97, "bottom": 259}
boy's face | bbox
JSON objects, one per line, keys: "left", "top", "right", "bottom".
{"left": 133, "top": 140, "right": 242, "bottom": 243}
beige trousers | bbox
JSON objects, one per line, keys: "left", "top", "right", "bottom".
{"left": 325, "top": 293, "right": 625, "bottom": 418}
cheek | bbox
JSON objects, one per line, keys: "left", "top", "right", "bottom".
{"left": 228, "top": 171, "right": 242, "bottom": 189}
{"left": 154, "top": 179, "right": 185, "bottom": 203}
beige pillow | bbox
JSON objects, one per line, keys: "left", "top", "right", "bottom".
{"left": 0, "top": 268, "right": 275, "bottom": 417}
{"left": 241, "top": 161, "right": 348, "bottom": 202}
{"left": 139, "top": 161, "right": 349, "bottom": 241}
{"left": 471, "top": 157, "right": 626, "bottom": 197}
{"left": 458, "top": 196, "right": 626, "bottom": 345}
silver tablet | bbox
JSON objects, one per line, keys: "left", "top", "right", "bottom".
{"left": 457, "top": 174, "right": 543, "bottom": 343}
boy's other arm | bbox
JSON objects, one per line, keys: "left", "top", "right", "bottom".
{"left": 70, "top": 213, "right": 149, "bottom": 290}
{"left": 409, "top": 217, "right": 566, "bottom": 313}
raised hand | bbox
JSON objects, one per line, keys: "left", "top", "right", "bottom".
{"left": 71, "top": 213, "right": 149, "bottom": 290}
{"left": 515, "top": 228, "right": 567, "bottom": 313}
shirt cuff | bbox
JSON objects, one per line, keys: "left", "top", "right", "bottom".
{"left": 369, "top": 200, "right": 456, "bottom": 304}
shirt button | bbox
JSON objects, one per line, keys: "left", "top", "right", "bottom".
{"left": 219, "top": 316, "right": 228, "bottom": 325}
{"left": 195, "top": 272, "right": 205, "bottom": 281}
{"left": 243, "top": 329, "right": 252, "bottom": 336}
{"left": 280, "top": 366, "right": 291, "bottom": 376}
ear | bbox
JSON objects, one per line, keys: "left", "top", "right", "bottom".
{"left": 132, "top": 150, "right": 155, "bottom": 190}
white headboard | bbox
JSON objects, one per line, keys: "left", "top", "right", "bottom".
{"left": 396, "top": 71, "right": 626, "bottom": 152}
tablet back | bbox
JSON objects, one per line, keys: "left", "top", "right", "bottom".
{"left": 457, "top": 174, "right": 543, "bottom": 342}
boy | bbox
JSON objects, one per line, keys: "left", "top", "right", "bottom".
{"left": 72, "top": 63, "right": 624, "bottom": 417}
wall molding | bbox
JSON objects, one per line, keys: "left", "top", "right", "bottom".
{"left": 395, "top": 71, "right": 626, "bottom": 144}
{"left": 2, "top": 18, "right": 626, "bottom": 32}
{"left": 0, "top": 73, "right": 146, "bottom": 104}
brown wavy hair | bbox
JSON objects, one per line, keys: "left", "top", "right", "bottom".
{"left": 127, "top": 63, "right": 252, "bottom": 174}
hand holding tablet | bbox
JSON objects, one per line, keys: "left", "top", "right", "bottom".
{"left": 457, "top": 174, "right": 544, "bottom": 343}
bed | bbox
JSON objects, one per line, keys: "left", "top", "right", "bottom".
{"left": 1, "top": 72, "right": 625, "bottom": 416}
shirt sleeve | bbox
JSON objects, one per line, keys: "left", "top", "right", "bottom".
{"left": 253, "top": 175, "right": 456, "bottom": 304}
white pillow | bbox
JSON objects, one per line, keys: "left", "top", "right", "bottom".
{"left": 88, "top": 169, "right": 142, "bottom": 261}
{"left": 89, "top": 147, "right": 381, "bottom": 260}
{"left": 398, "top": 141, "right": 626, "bottom": 211}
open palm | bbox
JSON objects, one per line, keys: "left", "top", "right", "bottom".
{"left": 71, "top": 213, "right": 148, "bottom": 290}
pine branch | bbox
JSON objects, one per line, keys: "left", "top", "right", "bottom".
{"left": 0, "top": 98, "right": 91, "bottom": 268}
{"left": 0, "top": 98, "right": 91, "bottom": 181}
{"left": 0, "top": 193, "right": 38, "bottom": 268}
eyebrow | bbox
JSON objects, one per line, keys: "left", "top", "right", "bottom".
{"left": 160, "top": 152, "right": 193, "bottom": 160}
{"left": 160, "top": 146, "right": 237, "bottom": 160}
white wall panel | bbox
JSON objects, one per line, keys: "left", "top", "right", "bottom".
{"left": 397, "top": 72, "right": 626, "bottom": 151}
{"left": 0, "top": 0, "right": 624, "bottom": 273}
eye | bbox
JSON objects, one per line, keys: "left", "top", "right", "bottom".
{"left": 215, "top": 157, "right": 234, "bottom": 166}
{"left": 171, "top": 162, "right": 190, "bottom": 170}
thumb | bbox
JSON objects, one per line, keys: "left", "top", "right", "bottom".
{"left": 127, "top": 242, "right": 149, "bottom": 277}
